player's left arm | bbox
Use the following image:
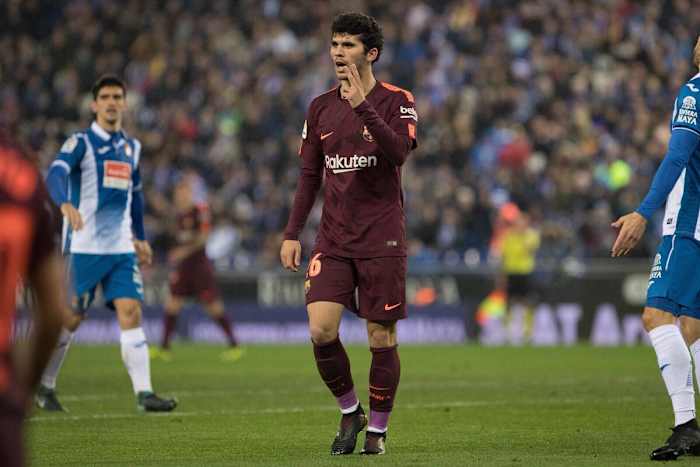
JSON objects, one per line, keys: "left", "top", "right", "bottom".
{"left": 347, "top": 67, "right": 417, "bottom": 166}
{"left": 130, "top": 141, "right": 152, "bottom": 265}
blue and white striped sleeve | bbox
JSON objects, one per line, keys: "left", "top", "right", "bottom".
{"left": 637, "top": 119, "right": 700, "bottom": 220}
{"left": 45, "top": 134, "right": 86, "bottom": 206}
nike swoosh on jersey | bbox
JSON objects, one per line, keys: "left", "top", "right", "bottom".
{"left": 320, "top": 131, "right": 334, "bottom": 140}
{"left": 332, "top": 168, "right": 362, "bottom": 174}
{"left": 98, "top": 146, "right": 110, "bottom": 154}
{"left": 384, "top": 302, "right": 401, "bottom": 311}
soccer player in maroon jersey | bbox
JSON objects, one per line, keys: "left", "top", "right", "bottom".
{"left": 151, "top": 174, "right": 242, "bottom": 362}
{"left": 0, "top": 128, "right": 64, "bottom": 467}
{"left": 280, "top": 13, "right": 418, "bottom": 455}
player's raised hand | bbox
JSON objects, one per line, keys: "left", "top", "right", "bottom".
{"left": 611, "top": 212, "right": 647, "bottom": 257}
{"left": 280, "top": 239, "right": 302, "bottom": 272}
{"left": 134, "top": 239, "right": 153, "bottom": 266}
{"left": 340, "top": 64, "right": 366, "bottom": 108}
{"left": 60, "top": 203, "right": 83, "bottom": 231}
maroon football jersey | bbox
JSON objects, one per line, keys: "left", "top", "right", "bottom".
{"left": 0, "top": 130, "right": 55, "bottom": 390}
{"left": 175, "top": 204, "right": 210, "bottom": 261}
{"left": 284, "top": 81, "right": 418, "bottom": 258}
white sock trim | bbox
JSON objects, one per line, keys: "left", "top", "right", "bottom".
{"left": 367, "top": 426, "right": 387, "bottom": 434}
{"left": 340, "top": 401, "right": 360, "bottom": 415}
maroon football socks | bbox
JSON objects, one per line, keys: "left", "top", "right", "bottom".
{"left": 213, "top": 315, "right": 238, "bottom": 347}
{"left": 368, "top": 345, "right": 400, "bottom": 433}
{"left": 161, "top": 314, "right": 178, "bottom": 349}
{"left": 313, "top": 337, "right": 359, "bottom": 413}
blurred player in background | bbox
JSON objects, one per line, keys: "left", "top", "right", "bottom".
{"left": 0, "top": 128, "right": 63, "bottom": 467}
{"left": 612, "top": 36, "right": 700, "bottom": 461}
{"left": 39, "top": 75, "right": 176, "bottom": 413}
{"left": 280, "top": 13, "right": 417, "bottom": 455}
{"left": 150, "top": 174, "right": 242, "bottom": 361}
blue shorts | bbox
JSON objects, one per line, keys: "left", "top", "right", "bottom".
{"left": 646, "top": 235, "right": 700, "bottom": 318}
{"left": 70, "top": 253, "right": 144, "bottom": 313}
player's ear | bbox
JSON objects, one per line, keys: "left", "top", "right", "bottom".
{"left": 89, "top": 100, "right": 98, "bottom": 114}
{"left": 366, "top": 48, "right": 378, "bottom": 64}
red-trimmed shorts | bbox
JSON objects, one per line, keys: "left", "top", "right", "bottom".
{"left": 304, "top": 250, "right": 407, "bottom": 321}
{"left": 169, "top": 254, "right": 220, "bottom": 303}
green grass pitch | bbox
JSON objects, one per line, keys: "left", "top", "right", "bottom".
{"left": 29, "top": 344, "right": 675, "bottom": 466}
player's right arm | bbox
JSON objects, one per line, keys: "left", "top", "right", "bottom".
{"left": 281, "top": 106, "right": 324, "bottom": 272}
{"left": 611, "top": 82, "right": 700, "bottom": 257}
{"left": 45, "top": 134, "right": 87, "bottom": 231}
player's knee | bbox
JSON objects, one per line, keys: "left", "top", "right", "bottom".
{"left": 205, "top": 301, "right": 225, "bottom": 318}
{"left": 165, "top": 302, "right": 182, "bottom": 316}
{"left": 642, "top": 307, "right": 674, "bottom": 332}
{"left": 309, "top": 325, "right": 338, "bottom": 345}
{"left": 367, "top": 323, "right": 396, "bottom": 348}
{"left": 116, "top": 301, "right": 142, "bottom": 328}
{"left": 64, "top": 311, "right": 83, "bottom": 332}
{"left": 680, "top": 317, "right": 700, "bottom": 345}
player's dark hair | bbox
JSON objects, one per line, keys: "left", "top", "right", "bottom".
{"left": 91, "top": 75, "right": 127, "bottom": 100}
{"left": 331, "top": 13, "right": 383, "bottom": 64}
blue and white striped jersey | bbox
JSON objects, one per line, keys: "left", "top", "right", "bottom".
{"left": 663, "top": 73, "right": 700, "bottom": 239}
{"left": 50, "top": 121, "right": 142, "bottom": 254}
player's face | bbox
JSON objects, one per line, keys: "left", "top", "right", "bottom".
{"left": 330, "top": 33, "right": 376, "bottom": 81}
{"left": 694, "top": 36, "right": 700, "bottom": 68}
{"left": 91, "top": 85, "right": 126, "bottom": 128}
{"left": 174, "top": 181, "right": 193, "bottom": 210}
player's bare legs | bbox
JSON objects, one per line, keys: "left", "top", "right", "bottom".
{"left": 308, "top": 301, "right": 365, "bottom": 454}
{"left": 362, "top": 320, "right": 399, "bottom": 455}
{"left": 37, "top": 303, "right": 84, "bottom": 411}
{"left": 643, "top": 307, "right": 700, "bottom": 459}
{"left": 114, "top": 298, "right": 176, "bottom": 412}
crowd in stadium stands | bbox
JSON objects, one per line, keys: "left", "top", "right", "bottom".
{"left": 2, "top": 0, "right": 699, "bottom": 270}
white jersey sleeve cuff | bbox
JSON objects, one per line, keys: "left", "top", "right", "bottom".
{"left": 50, "top": 160, "right": 71, "bottom": 174}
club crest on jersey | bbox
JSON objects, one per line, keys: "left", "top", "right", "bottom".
{"left": 125, "top": 144, "right": 133, "bottom": 157}
{"left": 362, "top": 125, "right": 374, "bottom": 143}
{"left": 61, "top": 135, "right": 78, "bottom": 153}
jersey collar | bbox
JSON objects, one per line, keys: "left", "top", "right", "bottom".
{"left": 90, "top": 121, "right": 125, "bottom": 142}
{"left": 91, "top": 121, "right": 111, "bottom": 141}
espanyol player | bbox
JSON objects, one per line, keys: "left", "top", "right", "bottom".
{"left": 37, "top": 75, "right": 176, "bottom": 413}
{"left": 612, "top": 37, "right": 700, "bottom": 460}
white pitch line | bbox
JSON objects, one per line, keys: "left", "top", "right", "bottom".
{"left": 28, "top": 397, "right": 653, "bottom": 423}
{"left": 28, "top": 401, "right": 506, "bottom": 423}
{"left": 52, "top": 377, "right": 637, "bottom": 403}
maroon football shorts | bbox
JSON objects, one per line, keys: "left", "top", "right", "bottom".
{"left": 169, "top": 254, "right": 220, "bottom": 303}
{"left": 304, "top": 251, "right": 407, "bottom": 321}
